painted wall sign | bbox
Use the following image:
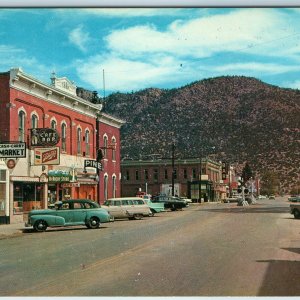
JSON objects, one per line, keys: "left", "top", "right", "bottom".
{"left": 0, "top": 142, "right": 26, "bottom": 158}
{"left": 34, "top": 147, "right": 60, "bottom": 165}
{"left": 31, "top": 128, "right": 60, "bottom": 147}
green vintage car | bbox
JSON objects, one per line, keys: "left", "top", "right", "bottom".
{"left": 25, "top": 199, "right": 112, "bottom": 232}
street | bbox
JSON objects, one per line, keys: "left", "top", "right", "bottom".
{"left": 0, "top": 197, "right": 299, "bottom": 296}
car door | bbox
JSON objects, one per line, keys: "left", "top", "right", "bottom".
{"left": 55, "top": 202, "right": 74, "bottom": 224}
{"left": 106, "top": 200, "right": 125, "bottom": 218}
{"left": 72, "top": 201, "right": 87, "bottom": 224}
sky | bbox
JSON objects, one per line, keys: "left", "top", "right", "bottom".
{"left": 1, "top": 7, "right": 300, "bottom": 96}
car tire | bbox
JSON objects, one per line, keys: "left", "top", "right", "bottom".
{"left": 133, "top": 214, "right": 143, "bottom": 220}
{"left": 150, "top": 209, "right": 156, "bottom": 216}
{"left": 34, "top": 220, "right": 48, "bottom": 232}
{"left": 294, "top": 210, "right": 300, "bottom": 219}
{"left": 88, "top": 217, "right": 100, "bottom": 229}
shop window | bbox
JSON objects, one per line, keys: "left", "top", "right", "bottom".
{"left": 13, "top": 182, "right": 43, "bottom": 213}
{"left": 0, "top": 170, "right": 7, "bottom": 215}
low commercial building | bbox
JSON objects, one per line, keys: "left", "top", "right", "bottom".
{"left": 121, "top": 157, "right": 225, "bottom": 202}
{"left": 0, "top": 68, "right": 124, "bottom": 224}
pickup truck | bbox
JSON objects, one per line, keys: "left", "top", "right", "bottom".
{"left": 290, "top": 203, "right": 300, "bottom": 219}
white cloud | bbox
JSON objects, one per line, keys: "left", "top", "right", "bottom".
{"left": 105, "top": 9, "right": 291, "bottom": 59}
{"left": 68, "top": 25, "right": 90, "bottom": 52}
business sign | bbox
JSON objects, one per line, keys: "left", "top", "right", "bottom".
{"left": 0, "top": 142, "right": 26, "bottom": 158}
{"left": 31, "top": 128, "right": 60, "bottom": 147}
{"left": 34, "top": 147, "right": 60, "bottom": 165}
{"left": 48, "top": 170, "right": 72, "bottom": 183}
{"left": 84, "top": 159, "right": 103, "bottom": 171}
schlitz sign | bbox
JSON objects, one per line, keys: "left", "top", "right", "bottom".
{"left": 31, "top": 128, "right": 60, "bottom": 147}
{"left": 34, "top": 147, "right": 60, "bottom": 165}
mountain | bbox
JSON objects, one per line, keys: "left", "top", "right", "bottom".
{"left": 103, "top": 76, "right": 300, "bottom": 193}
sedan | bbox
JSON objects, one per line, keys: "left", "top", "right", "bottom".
{"left": 25, "top": 199, "right": 112, "bottom": 232}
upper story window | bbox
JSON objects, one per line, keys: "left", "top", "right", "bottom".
{"left": 112, "top": 137, "right": 116, "bottom": 161}
{"left": 61, "top": 123, "right": 66, "bottom": 152}
{"left": 144, "top": 169, "right": 149, "bottom": 180}
{"left": 18, "top": 111, "right": 26, "bottom": 142}
{"left": 77, "top": 128, "right": 82, "bottom": 155}
{"left": 173, "top": 168, "right": 177, "bottom": 180}
{"left": 51, "top": 120, "right": 57, "bottom": 130}
{"left": 183, "top": 169, "right": 187, "bottom": 179}
{"left": 103, "top": 136, "right": 108, "bottom": 158}
{"left": 135, "top": 170, "right": 140, "bottom": 181}
{"left": 153, "top": 169, "right": 158, "bottom": 181}
{"left": 31, "top": 114, "right": 38, "bottom": 129}
{"left": 192, "top": 168, "right": 197, "bottom": 179}
{"left": 164, "top": 169, "right": 168, "bottom": 180}
{"left": 85, "top": 130, "right": 90, "bottom": 156}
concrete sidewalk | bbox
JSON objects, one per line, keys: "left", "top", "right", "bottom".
{"left": 0, "top": 222, "right": 26, "bottom": 238}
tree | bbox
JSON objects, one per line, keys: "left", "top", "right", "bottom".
{"left": 260, "top": 170, "right": 280, "bottom": 195}
{"left": 242, "top": 162, "right": 253, "bottom": 184}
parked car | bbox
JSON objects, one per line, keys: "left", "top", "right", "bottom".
{"left": 288, "top": 195, "right": 300, "bottom": 202}
{"left": 269, "top": 195, "right": 276, "bottom": 200}
{"left": 142, "top": 198, "right": 165, "bottom": 214}
{"left": 290, "top": 203, "right": 300, "bottom": 219}
{"left": 152, "top": 195, "right": 187, "bottom": 211}
{"left": 223, "top": 197, "right": 240, "bottom": 203}
{"left": 257, "top": 195, "right": 267, "bottom": 200}
{"left": 25, "top": 199, "right": 112, "bottom": 232}
{"left": 102, "top": 197, "right": 152, "bottom": 220}
{"left": 180, "top": 197, "right": 192, "bottom": 205}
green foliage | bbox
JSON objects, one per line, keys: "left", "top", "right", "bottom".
{"left": 260, "top": 171, "right": 280, "bottom": 195}
{"left": 242, "top": 163, "right": 253, "bottom": 183}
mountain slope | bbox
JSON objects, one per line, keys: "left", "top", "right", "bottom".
{"left": 103, "top": 76, "right": 300, "bottom": 193}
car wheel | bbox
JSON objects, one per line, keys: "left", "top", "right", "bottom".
{"left": 294, "top": 209, "right": 300, "bottom": 219}
{"left": 133, "top": 214, "right": 143, "bottom": 220}
{"left": 34, "top": 220, "right": 48, "bottom": 232}
{"left": 88, "top": 217, "right": 100, "bottom": 229}
{"left": 150, "top": 209, "right": 156, "bottom": 216}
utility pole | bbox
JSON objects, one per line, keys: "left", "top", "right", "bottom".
{"left": 171, "top": 143, "right": 175, "bottom": 196}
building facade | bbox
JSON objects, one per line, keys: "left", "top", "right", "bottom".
{"left": 121, "top": 158, "right": 226, "bottom": 202}
{"left": 0, "top": 68, "right": 124, "bottom": 224}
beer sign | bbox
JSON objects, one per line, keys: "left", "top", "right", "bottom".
{"left": 34, "top": 147, "right": 60, "bottom": 165}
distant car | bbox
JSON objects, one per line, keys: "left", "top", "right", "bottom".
{"left": 102, "top": 197, "right": 152, "bottom": 220}
{"left": 25, "top": 199, "right": 112, "bottom": 232}
{"left": 152, "top": 195, "right": 187, "bottom": 211}
{"left": 180, "top": 197, "right": 192, "bottom": 205}
{"left": 269, "top": 195, "right": 276, "bottom": 200}
{"left": 257, "top": 195, "right": 267, "bottom": 200}
{"left": 290, "top": 203, "right": 300, "bottom": 219}
{"left": 288, "top": 196, "right": 300, "bottom": 202}
{"left": 223, "top": 197, "right": 240, "bottom": 203}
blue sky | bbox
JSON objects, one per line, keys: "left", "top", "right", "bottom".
{"left": 1, "top": 7, "right": 300, "bottom": 96}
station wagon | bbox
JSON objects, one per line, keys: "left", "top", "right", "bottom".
{"left": 102, "top": 197, "right": 152, "bottom": 220}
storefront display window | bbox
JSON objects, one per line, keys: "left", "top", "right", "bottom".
{"left": 13, "top": 182, "right": 43, "bottom": 213}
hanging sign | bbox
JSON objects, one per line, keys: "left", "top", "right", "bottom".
{"left": 31, "top": 128, "right": 60, "bottom": 147}
{"left": 0, "top": 142, "right": 26, "bottom": 158}
{"left": 84, "top": 159, "right": 103, "bottom": 171}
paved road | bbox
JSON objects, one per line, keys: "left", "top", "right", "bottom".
{"left": 0, "top": 197, "right": 299, "bottom": 296}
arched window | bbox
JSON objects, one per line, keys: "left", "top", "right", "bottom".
{"left": 31, "top": 114, "right": 38, "bottom": 129}
{"left": 112, "top": 175, "right": 116, "bottom": 198}
{"left": 103, "top": 135, "right": 108, "bottom": 158}
{"left": 111, "top": 137, "right": 116, "bottom": 161}
{"left": 104, "top": 175, "right": 108, "bottom": 201}
{"left": 61, "top": 123, "right": 67, "bottom": 152}
{"left": 51, "top": 120, "right": 57, "bottom": 130}
{"left": 18, "top": 111, "right": 26, "bottom": 142}
{"left": 85, "top": 129, "right": 90, "bottom": 156}
{"left": 77, "top": 128, "right": 82, "bottom": 155}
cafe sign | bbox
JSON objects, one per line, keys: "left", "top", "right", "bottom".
{"left": 31, "top": 128, "right": 60, "bottom": 147}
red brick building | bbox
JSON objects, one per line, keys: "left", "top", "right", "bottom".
{"left": 0, "top": 68, "right": 124, "bottom": 224}
{"left": 121, "top": 157, "right": 226, "bottom": 202}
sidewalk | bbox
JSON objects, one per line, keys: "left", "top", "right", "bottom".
{"left": 0, "top": 222, "right": 25, "bottom": 239}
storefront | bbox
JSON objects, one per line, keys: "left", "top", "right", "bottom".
{"left": 0, "top": 162, "right": 9, "bottom": 224}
